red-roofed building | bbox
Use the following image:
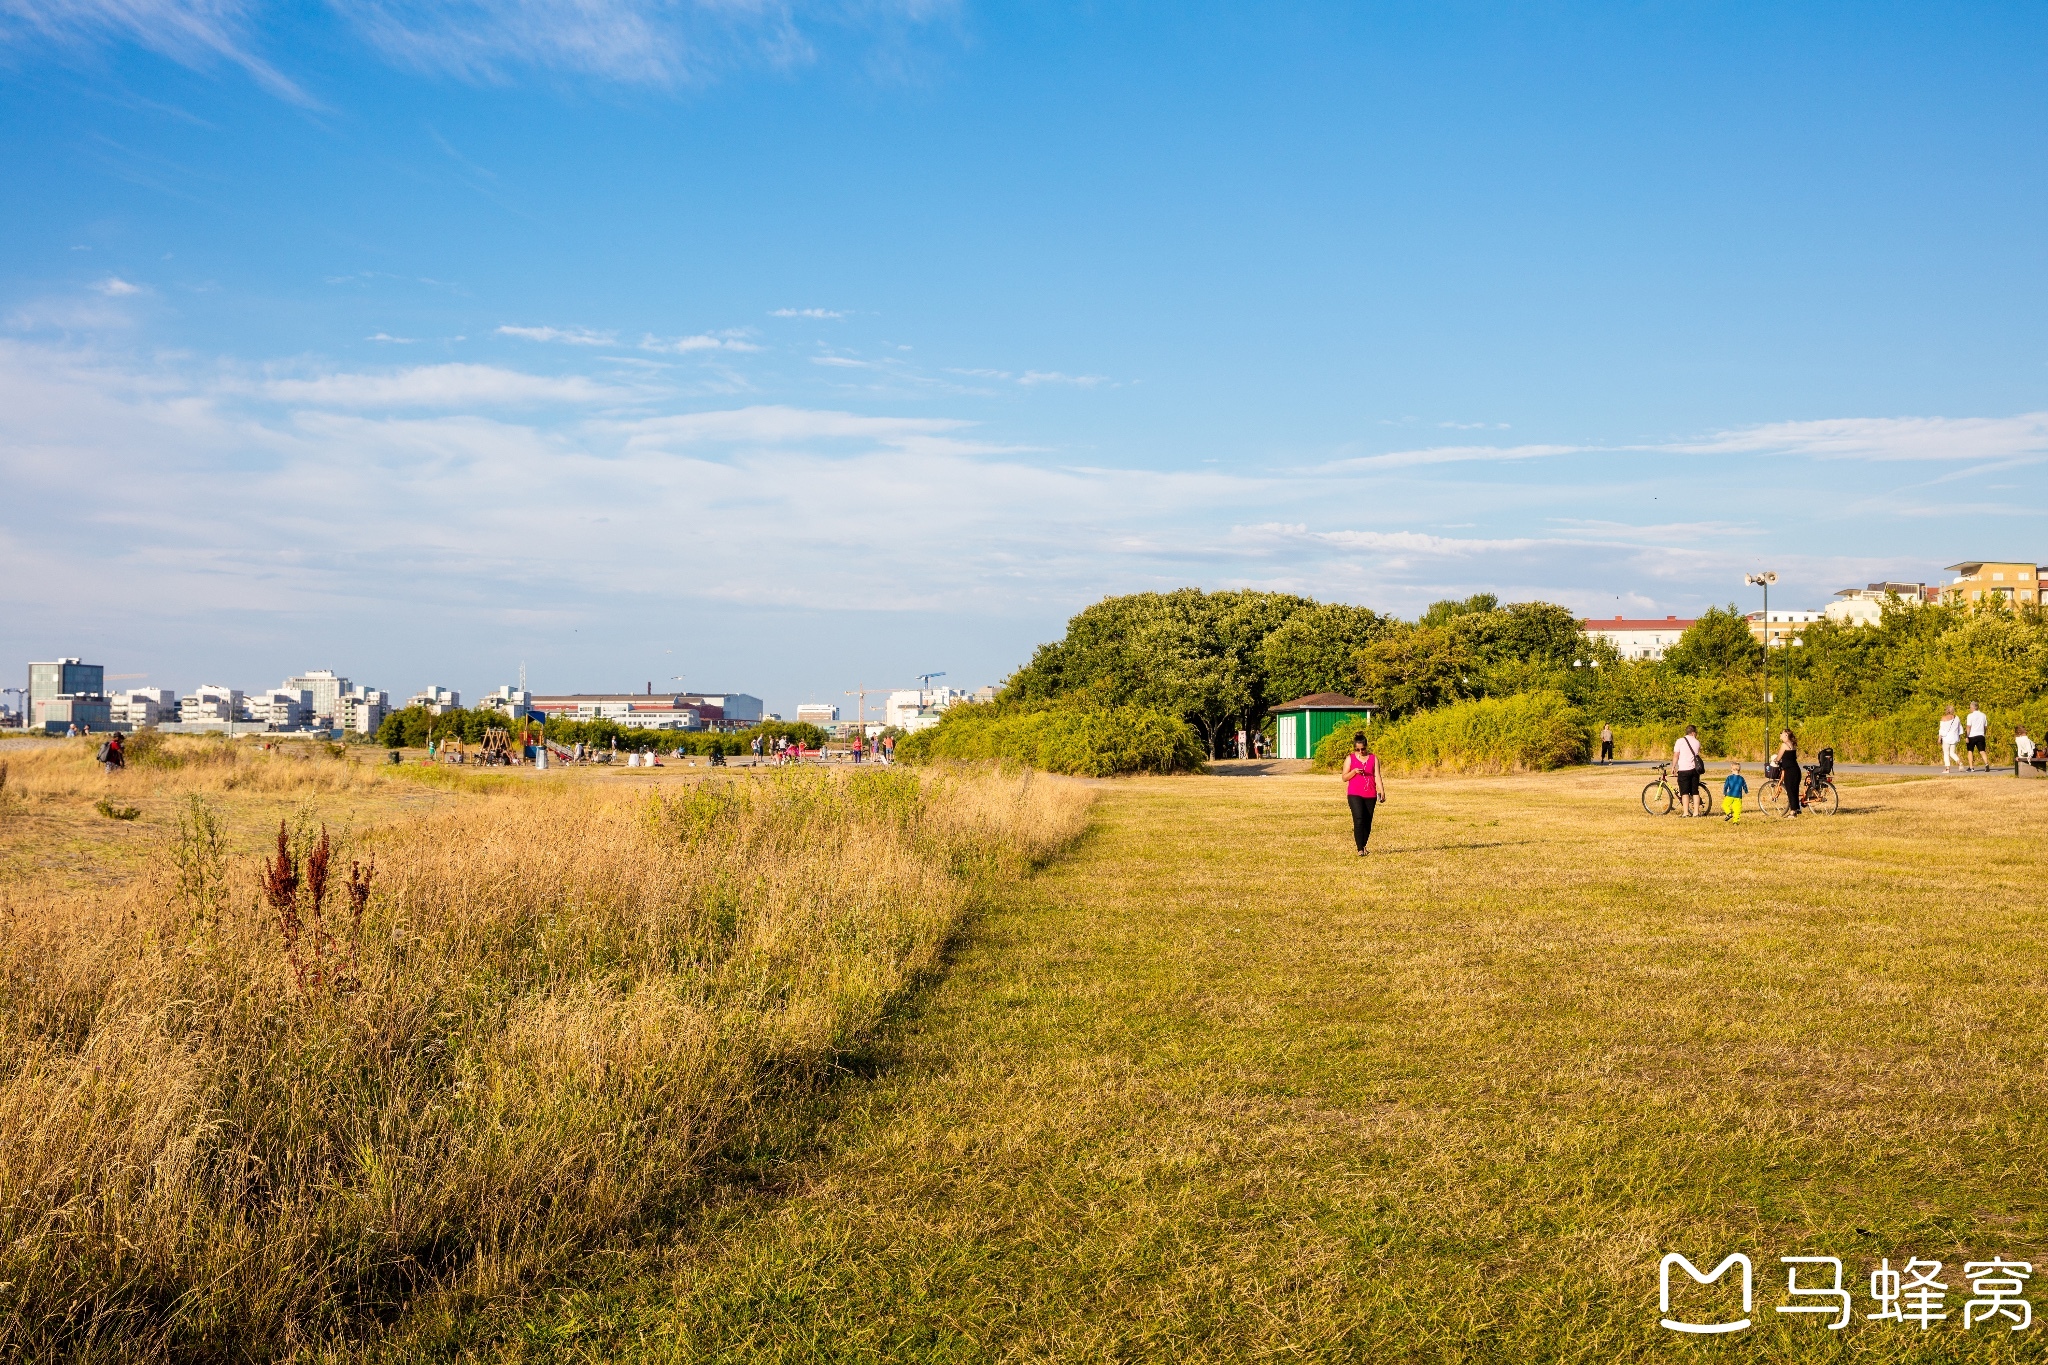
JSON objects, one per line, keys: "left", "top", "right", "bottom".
{"left": 1583, "top": 615, "right": 1696, "bottom": 662}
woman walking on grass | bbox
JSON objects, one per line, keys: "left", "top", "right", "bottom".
{"left": 1342, "top": 732, "right": 1386, "bottom": 856}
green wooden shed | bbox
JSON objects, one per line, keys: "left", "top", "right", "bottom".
{"left": 1268, "top": 693, "right": 1377, "bottom": 760}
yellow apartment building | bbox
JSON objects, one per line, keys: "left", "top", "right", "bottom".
{"left": 1946, "top": 561, "right": 2043, "bottom": 605}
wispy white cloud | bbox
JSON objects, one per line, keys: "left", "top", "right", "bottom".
{"left": 942, "top": 366, "right": 1113, "bottom": 389}
{"left": 608, "top": 404, "right": 1022, "bottom": 458}
{"left": 332, "top": 0, "right": 952, "bottom": 88}
{"left": 259, "top": 362, "right": 639, "bottom": 408}
{"left": 770, "top": 307, "right": 844, "bottom": 319}
{"left": 639, "top": 331, "right": 761, "bottom": 354}
{"left": 1017, "top": 370, "right": 1108, "bottom": 388}
{"left": 92, "top": 276, "right": 143, "bottom": 296}
{"left": 0, "top": 334, "right": 2031, "bottom": 703}
{"left": 1325, "top": 443, "right": 1582, "bottom": 471}
{"left": 1673, "top": 412, "right": 2048, "bottom": 462}
{"left": 0, "top": 0, "right": 313, "bottom": 103}
{"left": 497, "top": 323, "right": 616, "bottom": 346}
{"left": 810, "top": 354, "right": 873, "bottom": 369}
{"left": 366, "top": 332, "right": 417, "bottom": 344}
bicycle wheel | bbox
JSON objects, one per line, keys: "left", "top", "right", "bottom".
{"left": 1641, "top": 780, "right": 1673, "bottom": 816}
{"left": 1758, "top": 780, "right": 1786, "bottom": 816}
{"left": 1808, "top": 779, "right": 1840, "bottom": 815}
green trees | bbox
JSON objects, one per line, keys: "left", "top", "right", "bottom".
{"left": 1005, "top": 589, "right": 1320, "bottom": 756}
{"left": 1351, "top": 599, "right": 1600, "bottom": 715}
{"left": 1258, "top": 603, "right": 1391, "bottom": 700}
{"left": 1001, "top": 589, "right": 1602, "bottom": 752}
{"left": 989, "top": 587, "right": 2048, "bottom": 772}
{"left": 1662, "top": 606, "right": 1761, "bottom": 678}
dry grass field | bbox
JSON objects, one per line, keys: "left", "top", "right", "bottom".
{"left": 465, "top": 764, "right": 2048, "bottom": 1365}
{"left": 0, "top": 737, "right": 1089, "bottom": 1362}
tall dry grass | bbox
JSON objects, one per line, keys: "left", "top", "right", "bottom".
{"left": 0, "top": 734, "right": 385, "bottom": 803}
{"left": 0, "top": 763, "right": 1089, "bottom": 1360}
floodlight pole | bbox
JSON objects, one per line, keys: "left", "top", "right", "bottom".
{"left": 1745, "top": 572, "right": 1778, "bottom": 761}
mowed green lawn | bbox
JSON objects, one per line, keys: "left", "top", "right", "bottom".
{"left": 477, "top": 768, "right": 2048, "bottom": 1364}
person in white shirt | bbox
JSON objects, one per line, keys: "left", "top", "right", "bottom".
{"left": 1965, "top": 702, "right": 1990, "bottom": 772}
{"left": 2016, "top": 727, "right": 2037, "bottom": 767}
{"left": 1673, "top": 724, "right": 1707, "bottom": 816}
{"left": 1939, "top": 706, "right": 1963, "bottom": 772}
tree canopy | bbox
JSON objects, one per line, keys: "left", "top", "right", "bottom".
{"left": 1002, "top": 587, "right": 2048, "bottom": 755}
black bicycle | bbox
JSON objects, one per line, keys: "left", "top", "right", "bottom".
{"left": 1758, "top": 751, "right": 1840, "bottom": 816}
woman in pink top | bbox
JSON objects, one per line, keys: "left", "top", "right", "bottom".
{"left": 1341, "top": 731, "right": 1388, "bottom": 856}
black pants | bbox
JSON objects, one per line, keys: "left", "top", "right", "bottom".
{"left": 1348, "top": 794, "right": 1377, "bottom": 850}
{"left": 1783, "top": 767, "right": 1802, "bottom": 814}
{"left": 1599, "top": 740, "right": 1613, "bottom": 762}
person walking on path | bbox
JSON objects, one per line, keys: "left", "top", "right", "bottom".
{"left": 1776, "top": 729, "right": 1803, "bottom": 816}
{"left": 1673, "top": 725, "right": 1706, "bottom": 817}
{"left": 1939, "top": 706, "right": 1963, "bottom": 772}
{"left": 1341, "top": 732, "right": 1386, "bottom": 856}
{"left": 1599, "top": 724, "right": 1614, "bottom": 765}
{"left": 1721, "top": 762, "right": 1748, "bottom": 822}
{"left": 98, "top": 732, "right": 124, "bottom": 774}
{"left": 1966, "top": 701, "right": 1989, "bottom": 771}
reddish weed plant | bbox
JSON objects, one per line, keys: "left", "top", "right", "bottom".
{"left": 260, "top": 820, "right": 367, "bottom": 994}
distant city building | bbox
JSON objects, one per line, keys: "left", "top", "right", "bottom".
{"left": 284, "top": 671, "right": 349, "bottom": 726}
{"left": 1946, "top": 560, "right": 2043, "bottom": 605}
{"left": 29, "top": 658, "right": 110, "bottom": 733}
{"left": 972, "top": 685, "right": 997, "bottom": 704}
{"left": 339, "top": 687, "right": 390, "bottom": 735}
{"left": 0, "top": 686, "right": 22, "bottom": 725}
{"left": 528, "top": 690, "right": 761, "bottom": 731}
{"left": 407, "top": 686, "right": 461, "bottom": 714}
{"left": 1746, "top": 609, "right": 1824, "bottom": 649}
{"left": 796, "top": 703, "right": 839, "bottom": 726}
{"left": 255, "top": 688, "right": 312, "bottom": 731}
{"left": 179, "top": 685, "right": 247, "bottom": 725}
{"left": 1581, "top": 617, "right": 1696, "bottom": 662}
{"left": 479, "top": 685, "right": 534, "bottom": 719}
{"left": 1825, "top": 582, "right": 1936, "bottom": 627}
{"left": 111, "top": 687, "right": 177, "bottom": 728}
{"left": 885, "top": 685, "right": 967, "bottom": 732}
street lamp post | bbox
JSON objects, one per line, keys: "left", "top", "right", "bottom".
{"left": 1745, "top": 572, "right": 1778, "bottom": 761}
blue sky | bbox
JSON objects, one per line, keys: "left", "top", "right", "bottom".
{"left": 3, "top": 1, "right": 2045, "bottom": 714}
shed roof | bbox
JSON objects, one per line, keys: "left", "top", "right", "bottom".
{"left": 1268, "top": 692, "right": 1374, "bottom": 713}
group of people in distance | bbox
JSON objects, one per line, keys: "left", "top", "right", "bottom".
{"left": 1937, "top": 702, "right": 2031, "bottom": 773}
{"left": 1666, "top": 722, "right": 1789, "bottom": 821}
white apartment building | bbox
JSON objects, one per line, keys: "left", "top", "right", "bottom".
{"left": 1746, "top": 609, "right": 1824, "bottom": 649}
{"left": 885, "top": 685, "right": 967, "bottom": 731}
{"left": 254, "top": 688, "right": 312, "bottom": 730}
{"left": 179, "top": 685, "right": 246, "bottom": 723}
{"left": 111, "top": 687, "right": 177, "bottom": 727}
{"left": 283, "top": 671, "right": 349, "bottom": 725}
{"left": 339, "top": 687, "right": 390, "bottom": 735}
{"left": 407, "top": 686, "right": 461, "bottom": 714}
{"left": 796, "top": 703, "right": 839, "bottom": 726}
{"left": 1824, "top": 582, "right": 1934, "bottom": 627}
{"left": 1581, "top": 616, "right": 1696, "bottom": 662}
{"left": 479, "top": 685, "right": 533, "bottom": 718}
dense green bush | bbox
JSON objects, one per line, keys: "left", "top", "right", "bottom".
{"left": 898, "top": 703, "right": 1205, "bottom": 776}
{"left": 1314, "top": 692, "right": 1590, "bottom": 775}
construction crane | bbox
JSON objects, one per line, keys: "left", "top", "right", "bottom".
{"left": 915, "top": 671, "right": 946, "bottom": 706}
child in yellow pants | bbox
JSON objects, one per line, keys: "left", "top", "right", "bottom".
{"left": 1721, "top": 762, "right": 1748, "bottom": 822}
